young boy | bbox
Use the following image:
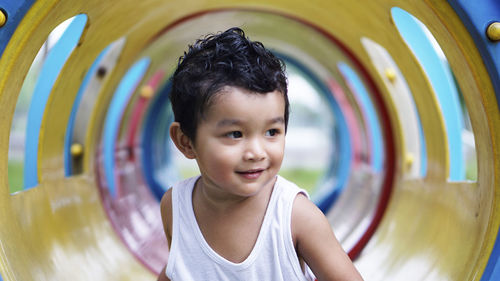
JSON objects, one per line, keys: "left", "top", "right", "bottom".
{"left": 158, "top": 27, "right": 363, "bottom": 281}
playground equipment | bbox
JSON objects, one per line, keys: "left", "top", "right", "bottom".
{"left": 0, "top": 0, "right": 499, "bottom": 280}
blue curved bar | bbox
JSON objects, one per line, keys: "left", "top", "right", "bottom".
{"left": 392, "top": 7, "right": 465, "bottom": 181}
{"left": 102, "top": 57, "right": 150, "bottom": 197}
{"left": 142, "top": 82, "right": 174, "bottom": 200}
{"left": 338, "top": 63, "right": 384, "bottom": 173}
{"left": 0, "top": 0, "right": 35, "bottom": 56}
{"left": 23, "top": 15, "right": 87, "bottom": 188}
{"left": 64, "top": 46, "right": 109, "bottom": 176}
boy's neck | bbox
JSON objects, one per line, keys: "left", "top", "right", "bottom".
{"left": 193, "top": 176, "right": 276, "bottom": 213}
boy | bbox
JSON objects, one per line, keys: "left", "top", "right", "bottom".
{"left": 158, "top": 27, "right": 363, "bottom": 281}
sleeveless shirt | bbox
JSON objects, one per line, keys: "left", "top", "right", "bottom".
{"left": 165, "top": 175, "right": 316, "bottom": 281}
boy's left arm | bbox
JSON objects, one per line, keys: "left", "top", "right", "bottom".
{"left": 292, "top": 194, "right": 364, "bottom": 281}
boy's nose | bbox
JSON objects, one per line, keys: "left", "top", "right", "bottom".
{"left": 243, "top": 138, "right": 266, "bottom": 161}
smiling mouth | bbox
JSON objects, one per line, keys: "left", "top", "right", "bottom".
{"left": 236, "top": 169, "right": 265, "bottom": 179}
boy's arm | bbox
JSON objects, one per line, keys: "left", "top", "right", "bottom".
{"left": 158, "top": 189, "right": 173, "bottom": 281}
{"left": 160, "top": 189, "right": 173, "bottom": 248}
{"left": 292, "top": 194, "right": 364, "bottom": 281}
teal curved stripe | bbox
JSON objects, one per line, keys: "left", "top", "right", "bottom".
{"left": 103, "top": 57, "right": 150, "bottom": 197}
{"left": 338, "top": 63, "right": 384, "bottom": 173}
{"left": 24, "top": 15, "right": 87, "bottom": 188}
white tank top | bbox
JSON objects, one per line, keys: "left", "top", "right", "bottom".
{"left": 166, "top": 175, "right": 316, "bottom": 281}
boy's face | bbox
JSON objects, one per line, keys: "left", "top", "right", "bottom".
{"left": 191, "top": 86, "right": 286, "bottom": 198}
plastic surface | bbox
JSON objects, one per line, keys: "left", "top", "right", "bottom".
{"left": 0, "top": 1, "right": 498, "bottom": 280}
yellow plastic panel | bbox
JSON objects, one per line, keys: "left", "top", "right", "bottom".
{"left": 0, "top": 0, "right": 498, "bottom": 281}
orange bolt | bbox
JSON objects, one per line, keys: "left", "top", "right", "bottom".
{"left": 140, "top": 85, "right": 154, "bottom": 99}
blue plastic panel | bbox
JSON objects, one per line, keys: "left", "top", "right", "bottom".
{"left": 447, "top": 0, "right": 500, "bottom": 111}
{"left": 0, "top": 0, "right": 36, "bottom": 56}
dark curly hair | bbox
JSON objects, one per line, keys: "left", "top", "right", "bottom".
{"left": 169, "top": 27, "right": 289, "bottom": 141}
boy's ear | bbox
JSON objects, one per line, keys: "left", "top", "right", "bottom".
{"left": 169, "top": 122, "right": 196, "bottom": 159}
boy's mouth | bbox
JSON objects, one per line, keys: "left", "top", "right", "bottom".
{"left": 236, "top": 169, "right": 265, "bottom": 179}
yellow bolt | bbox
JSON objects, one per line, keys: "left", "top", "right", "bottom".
{"left": 140, "top": 85, "right": 154, "bottom": 99}
{"left": 0, "top": 9, "right": 6, "bottom": 27}
{"left": 405, "top": 153, "right": 414, "bottom": 171}
{"left": 487, "top": 22, "right": 500, "bottom": 41}
{"left": 70, "top": 143, "right": 84, "bottom": 157}
{"left": 384, "top": 68, "right": 397, "bottom": 83}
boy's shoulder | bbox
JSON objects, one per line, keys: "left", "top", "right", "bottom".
{"left": 160, "top": 189, "right": 173, "bottom": 223}
{"left": 160, "top": 188, "right": 173, "bottom": 248}
{"left": 172, "top": 175, "right": 200, "bottom": 190}
{"left": 160, "top": 175, "right": 199, "bottom": 213}
{"left": 160, "top": 188, "right": 172, "bottom": 210}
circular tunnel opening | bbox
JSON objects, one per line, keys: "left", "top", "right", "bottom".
{"left": 94, "top": 9, "right": 394, "bottom": 274}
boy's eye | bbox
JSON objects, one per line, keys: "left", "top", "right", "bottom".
{"left": 265, "top": 129, "right": 279, "bottom": 137}
{"left": 226, "top": 131, "right": 243, "bottom": 138}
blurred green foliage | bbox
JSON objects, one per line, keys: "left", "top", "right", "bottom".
{"left": 465, "top": 162, "right": 477, "bottom": 181}
{"left": 279, "top": 168, "right": 321, "bottom": 193}
{"left": 8, "top": 161, "right": 24, "bottom": 194}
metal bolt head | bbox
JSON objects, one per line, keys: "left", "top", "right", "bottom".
{"left": 70, "top": 143, "right": 84, "bottom": 157}
{"left": 0, "top": 9, "right": 6, "bottom": 27}
{"left": 96, "top": 66, "right": 107, "bottom": 78}
{"left": 405, "top": 153, "right": 414, "bottom": 171}
{"left": 384, "top": 68, "right": 397, "bottom": 83}
{"left": 140, "top": 85, "right": 154, "bottom": 99}
{"left": 487, "top": 22, "right": 500, "bottom": 41}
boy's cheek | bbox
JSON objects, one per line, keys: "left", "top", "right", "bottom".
{"left": 271, "top": 140, "right": 286, "bottom": 155}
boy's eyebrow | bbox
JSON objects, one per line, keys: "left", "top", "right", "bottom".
{"left": 268, "top": 116, "right": 285, "bottom": 125}
{"left": 216, "top": 119, "right": 242, "bottom": 128}
{"left": 216, "top": 117, "right": 285, "bottom": 128}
